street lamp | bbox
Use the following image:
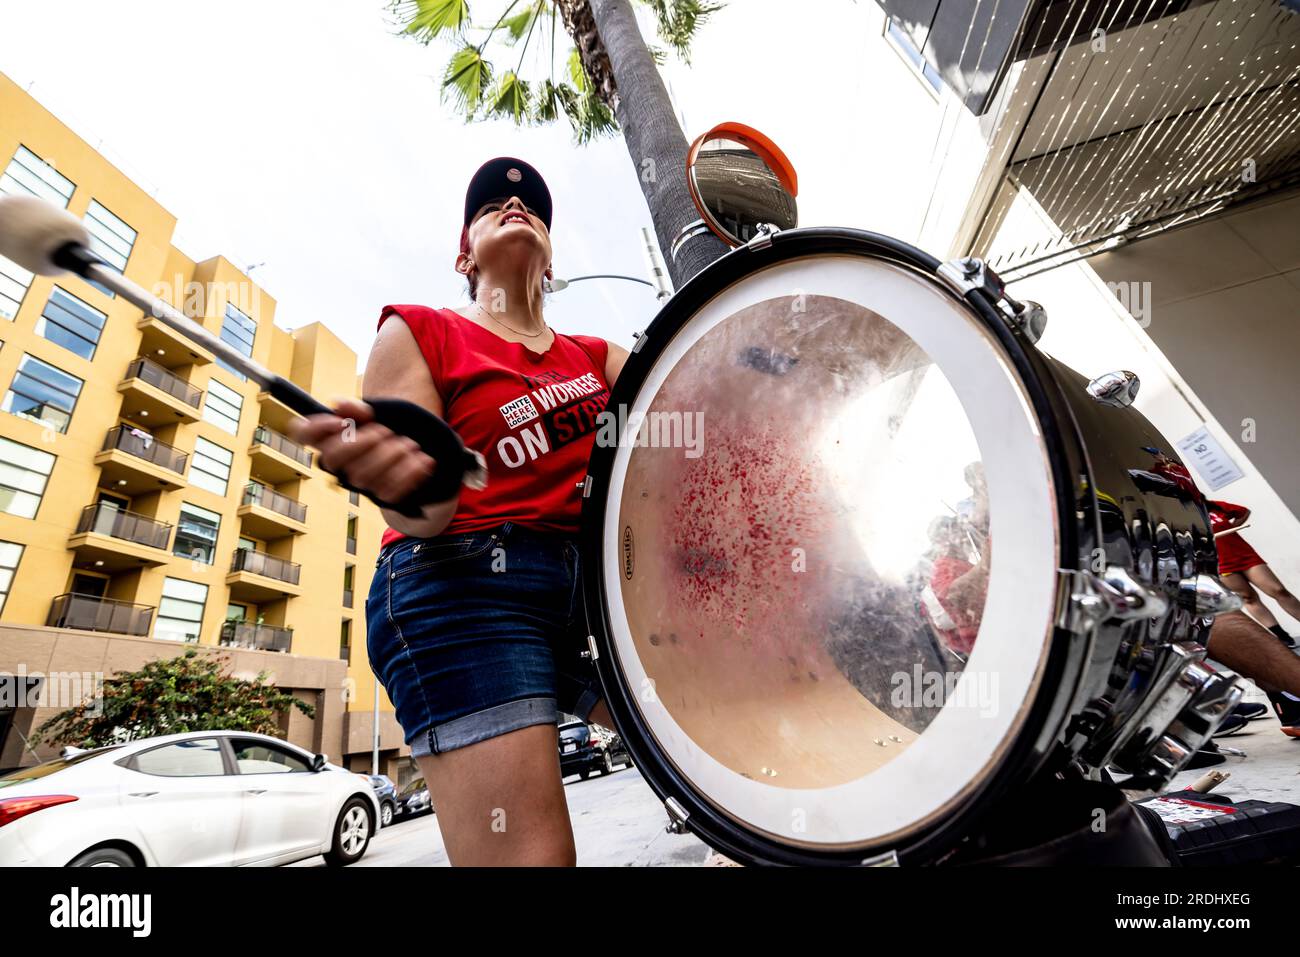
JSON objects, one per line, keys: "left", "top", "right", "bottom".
{"left": 544, "top": 227, "right": 674, "bottom": 302}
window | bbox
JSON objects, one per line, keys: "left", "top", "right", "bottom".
{"left": 190, "top": 436, "right": 233, "bottom": 495}
{"left": 0, "top": 146, "right": 73, "bottom": 321}
{"left": 0, "top": 540, "right": 22, "bottom": 614}
{"left": 343, "top": 564, "right": 354, "bottom": 609}
{"left": 3, "top": 353, "right": 83, "bottom": 433}
{"left": 155, "top": 577, "right": 208, "bottom": 643}
{"left": 348, "top": 489, "right": 359, "bottom": 506}
{"left": 202, "top": 377, "right": 242, "bottom": 435}
{"left": 36, "top": 287, "right": 106, "bottom": 360}
{"left": 84, "top": 199, "right": 136, "bottom": 275}
{"left": 340, "top": 619, "right": 351, "bottom": 662}
{"left": 0, "top": 145, "right": 75, "bottom": 207}
{"left": 231, "top": 738, "right": 311, "bottom": 774}
{"left": 216, "top": 303, "right": 256, "bottom": 381}
{"left": 0, "top": 436, "right": 55, "bottom": 519}
{"left": 885, "top": 18, "right": 944, "bottom": 94}
{"left": 174, "top": 503, "right": 221, "bottom": 565}
{"left": 346, "top": 515, "right": 357, "bottom": 554}
{"left": 132, "top": 738, "right": 225, "bottom": 777}
{"left": 237, "top": 536, "right": 257, "bottom": 552}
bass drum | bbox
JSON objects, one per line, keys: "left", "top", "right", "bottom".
{"left": 579, "top": 227, "right": 1241, "bottom": 866}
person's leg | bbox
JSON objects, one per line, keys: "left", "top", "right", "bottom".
{"left": 1244, "top": 564, "right": 1300, "bottom": 621}
{"left": 1221, "top": 572, "right": 1278, "bottom": 629}
{"left": 1206, "top": 611, "right": 1300, "bottom": 695}
{"left": 416, "top": 723, "right": 576, "bottom": 866}
{"left": 589, "top": 699, "right": 614, "bottom": 728}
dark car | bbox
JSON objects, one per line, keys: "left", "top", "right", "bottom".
{"left": 558, "top": 721, "right": 630, "bottom": 780}
{"left": 393, "top": 775, "right": 434, "bottom": 820}
{"left": 368, "top": 774, "right": 397, "bottom": 827}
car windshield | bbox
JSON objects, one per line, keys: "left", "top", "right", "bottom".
{"left": 398, "top": 778, "right": 426, "bottom": 797}
{"left": 0, "top": 747, "right": 123, "bottom": 789}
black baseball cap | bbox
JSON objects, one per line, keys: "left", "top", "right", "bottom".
{"left": 463, "top": 157, "right": 552, "bottom": 231}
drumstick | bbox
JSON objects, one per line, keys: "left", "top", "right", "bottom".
{"left": 0, "top": 195, "right": 486, "bottom": 515}
{"left": 1215, "top": 524, "right": 1250, "bottom": 537}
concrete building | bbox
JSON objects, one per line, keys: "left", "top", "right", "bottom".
{"left": 0, "top": 73, "right": 410, "bottom": 778}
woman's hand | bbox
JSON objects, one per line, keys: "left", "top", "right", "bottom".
{"left": 290, "top": 397, "right": 437, "bottom": 507}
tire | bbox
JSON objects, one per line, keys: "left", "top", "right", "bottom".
{"left": 324, "top": 797, "right": 373, "bottom": 866}
{"left": 603, "top": 752, "right": 615, "bottom": 774}
{"left": 578, "top": 769, "right": 590, "bottom": 780}
{"left": 69, "top": 847, "right": 135, "bottom": 867}
{"left": 380, "top": 801, "right": 394, "bottom": 827}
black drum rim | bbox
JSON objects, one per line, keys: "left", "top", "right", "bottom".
{"left": 579, "top": 226, "right": 1093, "bottom": 866}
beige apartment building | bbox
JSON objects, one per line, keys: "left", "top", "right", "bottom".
{"left": 0, "top": 73, "right": 411, "bottom": 777}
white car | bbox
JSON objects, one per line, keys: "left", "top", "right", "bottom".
{"left": 0, "top": 730, "right": 379, "bottom": 866}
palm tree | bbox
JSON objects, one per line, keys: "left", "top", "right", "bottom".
{"left": 389, "top": 0, "right": 732, "bottom": 287}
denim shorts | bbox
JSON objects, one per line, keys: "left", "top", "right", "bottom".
{"left": 365, "top": 521, "right": 602, "bottom": 757}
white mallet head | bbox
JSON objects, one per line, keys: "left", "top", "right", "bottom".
{"left": 0, "top": 194, "right": 91, "bottom": 276}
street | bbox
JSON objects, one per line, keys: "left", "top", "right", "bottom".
{"left": 292, "top": 763, "right": 712, "bottom": 867}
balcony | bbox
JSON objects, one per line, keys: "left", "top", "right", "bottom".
{"left": 94, "top": 426, "right": 188, "bottom": 495}
{"left": 248, "top": 424, "right": 313, "bottom": 483}
{"left": 47, "top": 593, "right": 155, "bottom": 637}
{"left": 256, "top": 390, "right": 301, "bottom": 434}
{"left": 237, "top": 481, "right": 308, "bottom": 539}
{"left": 137, "top": 312, "right": 214, "bottom": 366}
{"left": 226, "top": 547, "right": 302, "bottom": 602}
{"left": 67, "top": 502, "right": 172, "bottom": 571}
{"left": 220, "top": 620, "right": 293, "bottom": 654}
{"left": 118, "top": 357, "right": 203, "bottom": 423}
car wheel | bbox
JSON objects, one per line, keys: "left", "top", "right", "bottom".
{"left": 578, "top": 769, "right": 590, "bottom": 780}
{"left": 324, "top": 797, "right": 373, "bottom": 866}
{"left": 603, "top": 752, "right": 615, "bottom": 774}
{"left": 69, "top": 847, "right": 136, "bottom": 867}
{"left": 380, "top": 802, "right": 394, "bottom": 827}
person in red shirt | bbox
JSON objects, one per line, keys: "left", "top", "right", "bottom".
{"left": 294, "top": 158, "right": 630, "bottom": 866}
{"left": 1208, "top": 499, "right": 1300, "bottom": 647}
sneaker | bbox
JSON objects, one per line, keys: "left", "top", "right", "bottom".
{"left": 1233, "top": 702, "right": 1269, "bottom": 721}
{"left": 1212, "top": 713, "right": 1250, "bottom": 737}
{"left": 1184, "top": 743, "right": 1227, "bottom": 769}
{"left": 1268, "top": 691, "right": 1300, "bottom": 738}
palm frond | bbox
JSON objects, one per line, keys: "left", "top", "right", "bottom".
{"left": 391, "top": 0, "right": 471, "bottom": 44}
{"left": 639, "top": 0, "right": 725, "bottom": 64}
{"left": 486, "top": 70, "right": 532, "bottom": 123}
{"left": 500, "top": 0, "right": 546, "bottom": 43}
{"left": 441, "top": 43, "right": 494, "bottom": 116}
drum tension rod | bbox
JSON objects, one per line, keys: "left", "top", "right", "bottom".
{"left": 938, "top": 256, "right": 1047, "bottom": 343}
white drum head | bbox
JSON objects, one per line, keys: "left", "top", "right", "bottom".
{"left": 600, "top": 255, "right": 1061, "bottom": 851}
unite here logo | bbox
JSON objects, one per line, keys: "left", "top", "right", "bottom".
{"left": 50, "top": 887, "right": 152, "bottom": 937}
{"left": 496, "top": 371, "right": 608, "bottom": 468}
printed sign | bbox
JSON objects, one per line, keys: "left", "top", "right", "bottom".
{"left": 1177, "top": 427, "right": 1244, "bottom": 491}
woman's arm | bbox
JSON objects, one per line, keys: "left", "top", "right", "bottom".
{"left": 291, "top": 316, "right": 459, "bottom": 538}
{"left": 606, "top": 340, "right": 631, "bottom": 388}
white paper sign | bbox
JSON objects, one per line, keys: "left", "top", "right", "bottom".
{"left": 1177, "top": 427, "right": 1244, "bottom": 491}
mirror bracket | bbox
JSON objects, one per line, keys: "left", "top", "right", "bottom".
{"left": 743, "top": 222, "right": 781, "bottom": 251}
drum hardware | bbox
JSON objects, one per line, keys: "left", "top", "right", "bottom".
{"left": 1086, "top": 370, "right": 1142, "bottom": 407}
{"left": 578, "top": 121, "right": 1244, "bottom": 866}
{"left": 861, "top": 850, "right": 901, "bottom": 867}
{"left": 664, "top": 797, "right": 691, "bottom": 835}
{"left": 1056, "top": 566, "right": 1167, "bottom": 631}
{"left": 1177, "top": 574, "right": 1244, "bottom": 616}
{"left": 584, "top": 635, "right": 600, "bottom": 661}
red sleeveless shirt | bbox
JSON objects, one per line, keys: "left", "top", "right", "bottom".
{"left": 376, "top": 305, "right": 611, "bottom": 546}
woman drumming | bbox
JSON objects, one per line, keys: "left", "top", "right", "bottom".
{"left": 293, "top": 157, "right": 630, "bottom": 865}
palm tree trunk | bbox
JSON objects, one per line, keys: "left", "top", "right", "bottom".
{"left": 583, "top": 0, "right": 731, "bottom": 290}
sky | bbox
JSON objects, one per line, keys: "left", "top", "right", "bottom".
{"left": 0, "top": 0, "right": 947, "bottom": 371}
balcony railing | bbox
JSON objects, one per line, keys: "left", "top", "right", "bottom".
{"left": 124, "top": 357, "right": 202, "bottom": 408}
{"left": 74, "top": 502, "right": 172, "bottom": 550}
{"left": 230, "top": 547, "right": 301, "bottom": 585}
{"left": 220, "top": 620, "right": 293, "bottom": 653}
{"left": 102, "top": 425, "right": 188, "bottom": 474}
{"left": 242, "top": 482, "right": 307, "bottom": 523}
{"left": 253, "top": 424, "right": 312, "bottom": 468}
{"left": 47, "top": 593, "right": 155, "bottom": 636}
